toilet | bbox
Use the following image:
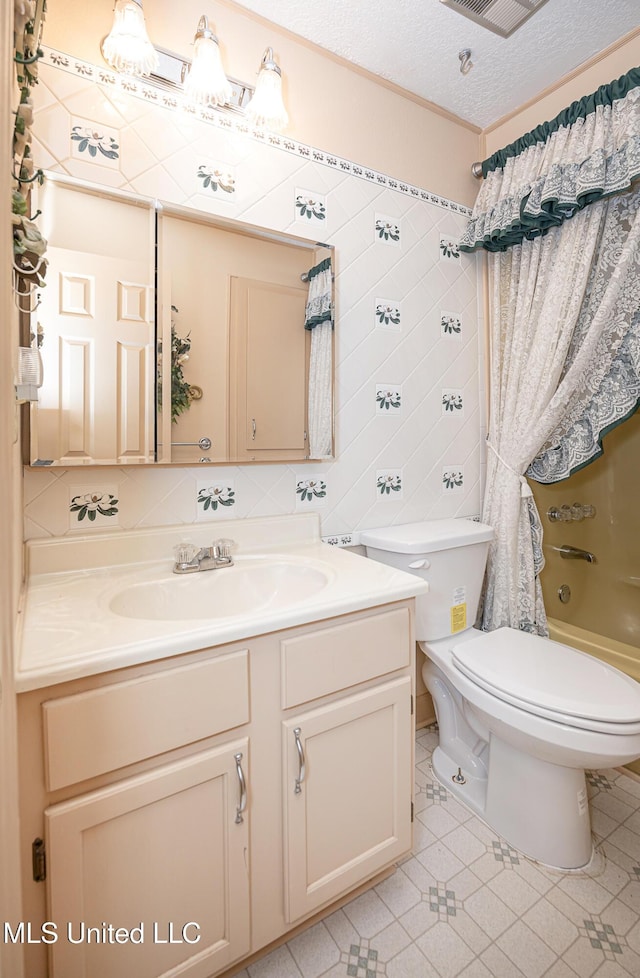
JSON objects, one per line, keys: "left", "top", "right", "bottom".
{"left": 360, "top": 519, "right": 640, "bottom": 869}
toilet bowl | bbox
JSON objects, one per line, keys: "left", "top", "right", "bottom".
{"left": 360, "top": 519, "right": 640, "bottom": 869}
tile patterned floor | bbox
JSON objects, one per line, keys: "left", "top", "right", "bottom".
{"left": 233, "top": 723, "right": 640, "bottom": 978}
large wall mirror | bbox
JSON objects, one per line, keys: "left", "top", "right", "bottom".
{"left": 25, "top": 175, "right": 335, "bottom": 466}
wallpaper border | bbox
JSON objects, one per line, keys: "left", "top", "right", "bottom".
{"left": 41, "top": 45, "right": 473, "bottom": 218}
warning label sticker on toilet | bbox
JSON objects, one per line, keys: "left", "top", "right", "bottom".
{"left": 451, "top": 603, "right": 467, "bottom": 633}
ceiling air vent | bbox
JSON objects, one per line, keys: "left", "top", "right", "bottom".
{"left": 439, "top": 0, "right": 550, "bottom": 38}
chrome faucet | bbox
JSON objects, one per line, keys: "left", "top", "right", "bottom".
{"left": 558, "top": 545, "right": 596, "bottom": 563}
{"left": 173, "top": 539, "right": 235, "bottom": 574}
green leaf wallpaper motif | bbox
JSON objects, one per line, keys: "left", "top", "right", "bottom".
{"left": 197, "top": 486, "right": 236, "bottom": 511}
{"left": 442, "top": 470, "right": 464, "bottom": 490}
{"left": 442, "top": 393, "right": 463, "bottom": 412}
{"left": 377, "top": 474, "right": 402, "bottom": 495}
{"left": 296, "top": 479, "right": 327, "bottom": 502}
{"left": 69, "top": 492, "right": 119, "bottom": 522}
{"left": 376, "top": 388, "right": 402, "bottom": 411}
{"left": 197, "top": 164, "right": 235, "bottom": 194}
{"left": 441, "top": 314, "right": 462, "bottom": 335}
{"left": 376, "top": 304, "right": 400, "bottom": 326}
{"left": 70, "top": 125, "right": 119, "bottom": 159}
{"left": 440, "top": 238, "right": 460, "bottom": 259}
{"left": 295, "top": 195, "right": 326, "bottom": 220}
{"left": 375, "top": 218, "right": 400, "bottom": 242}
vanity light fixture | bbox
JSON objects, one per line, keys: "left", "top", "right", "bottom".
{"left": 101, "top": 0, "right": 159, "bottom": 77}
{"left": 245, "top": 47, "right": 288, "bottom": 133}
{"left": 99, "top": 6, "right": 289, "bottom": 130}
{"left": 182, "top": 15, "right": 232, "bottom": 107}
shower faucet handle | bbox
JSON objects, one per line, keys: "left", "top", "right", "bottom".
{"left": 547, "top": 505, "right": 572, "bottom": 522}
{"left": 547, "top": 503, "right": 596, "bottom": 522}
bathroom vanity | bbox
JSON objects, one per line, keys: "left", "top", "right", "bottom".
{"left": 16, "top": 516, "right": 425, "bottom": 978}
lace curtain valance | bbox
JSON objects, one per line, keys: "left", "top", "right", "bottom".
{"left": 460, "top": 68, "right": 640, "bottom": 254}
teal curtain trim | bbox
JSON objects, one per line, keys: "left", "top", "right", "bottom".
{"left": 528, "top": 399, "right": 640, "bottom": 484}
{"left": 304, "top": 255, "right": 333, "bottom": 330}
{"left": 482, "top": 67, "right": 640, "bottom": 178}
{"left": 459, "top": 168, "right": 640, "bottom": 254}
{"left": 305, "top": 256, "right": 332, "bottom": 281}
{"left": 304, "top": 310, "right": 333, "bottom": 331}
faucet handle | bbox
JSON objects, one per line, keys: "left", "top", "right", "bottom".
{"left": 214, "top": 538, "right": 235, "bottom": 560}
{"left": 174, "top": 542, "right": 200, "bottom": 565}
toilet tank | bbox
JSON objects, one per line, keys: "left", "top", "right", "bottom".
{"left": 360, "top": 519, "right": 494, "bottom": 642}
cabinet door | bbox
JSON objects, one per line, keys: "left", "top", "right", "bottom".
{"left": 45, "top": 741, "right": 250, "bottom": 978}
{"left": 283, "top": 677, "right": 412, "bottom": 923}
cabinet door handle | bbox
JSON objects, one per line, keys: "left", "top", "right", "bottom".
{"left": 251, "top": 418, "right": 256, "bottom": 441}
{"left": 234, "top": 752, "right": 247, "bottom": 824}
{"left": 293, "top": 727, "right": 305, "bottom": 794}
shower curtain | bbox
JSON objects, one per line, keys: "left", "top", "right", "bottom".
{"left": 460, "top": 69, "right": 640, "bottom": 634}
{"left": 304, "top": 257, "right": 333, "bottom": 458}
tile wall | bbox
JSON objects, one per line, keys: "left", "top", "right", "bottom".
{"left": 25, "top": 47, "right": 485, "bottom": 542}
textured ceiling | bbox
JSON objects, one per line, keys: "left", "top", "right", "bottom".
{"left": 233, "top": 0, "right": 639, "bottom": 129}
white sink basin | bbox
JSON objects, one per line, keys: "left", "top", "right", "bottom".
{"left": 109, "top": 559, "right": 331, "bottom": 621}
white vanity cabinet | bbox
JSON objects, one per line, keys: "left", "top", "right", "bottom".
{"left": 279, "top": 606, "right": 414, "bottom": 924}
{"left": 283, "top": 677, "right": 412, "bottom": 922}
{"left": 45, "top": 742, "right": 251, "bottom": 978}
{"left": 17, "top": 600, "right": 415, "bottom": 978}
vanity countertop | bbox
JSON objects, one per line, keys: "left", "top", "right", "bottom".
{"left": 17, "top": 514, "right": 427, "bottom": 692}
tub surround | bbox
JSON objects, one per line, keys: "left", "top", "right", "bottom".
{"left": 548, "top": 619, "right": 640, "bottom": 685}
{"left": 17, "top": 514, "right": 427, "bottom": 691}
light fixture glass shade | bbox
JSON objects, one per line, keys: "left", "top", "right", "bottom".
{"left": 183, "top": 15, "right": 232, "bottom": 107}
{"left": 101, "top": 0, "right": 159, "bottom": 77}
{"left": 246, "top": 48, "right": 288, "bottom": 132}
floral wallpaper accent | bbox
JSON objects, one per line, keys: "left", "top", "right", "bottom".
{"left": 322, "top": 534, "right": 354, "bottom": 547}
{"left": 376, "top": 386, "right": 402, "bottom": 412}
{"left": 296, "top": 478, "right": 327, "bottom": 504}
{"left": 295, "top": 192, "right": 326, "bottom": 222}
{"left": 440, "top": 237, "right": 460, "bottom": 259}
{"left": 442, "top": 391, "right": 463, "bottom": 413}
{"left": 375, "top": 216, "right": 401, "bottom": 244}
{"left": 374, "top": 299, "right": 402, "bottom": 330}
{"left": 442, "top": 468, "right": 464, "bottom": 491}
{"left": 70, "top": 119, "right": 119, "bottom": 165}
{"left": 376, "top": 471, "right": 403, "bottom": 496}
{"left": 196, "top": 163, "right": 235, "bottom": 194}
{"left": 441, "top": 312, "right": 462, "bottom": 336}
{"left": 69, "top": 490, "right": 119, "bottom": 524}
{"left": 375, "top": 302, "right": 401, "bottom": 327}
{"left": 197, "top": 483, "right": 236, "bottom": 514}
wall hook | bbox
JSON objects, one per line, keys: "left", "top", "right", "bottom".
{"left": 13, "top": 289, "right": 41, "bottom": 314}
{"left": 459, "top": 49, "right": 473, "bottom": 75}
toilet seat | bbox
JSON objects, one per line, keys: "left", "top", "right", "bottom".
{"left": 451, "top": 627, "right": 640, "bottom": 734}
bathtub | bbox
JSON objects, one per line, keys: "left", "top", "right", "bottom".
{"left": 548, "top": 617, "right": 640, "bottom": 684}
{"left": 548, "top": 617, "right": 640, "bottom": 775}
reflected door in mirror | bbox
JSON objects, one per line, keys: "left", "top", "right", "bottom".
{"left": 158, "top": 213, "right": 316, "bottom": 464}
{"left": 32, "top": 184, "right": 154, "bottom": 465}
{"left": 230, "top": 278, "right": 309, "bottom": 460}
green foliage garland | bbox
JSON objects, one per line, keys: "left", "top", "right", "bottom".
{"left": 157, "top": 306, "right": 193, "bottom": 424}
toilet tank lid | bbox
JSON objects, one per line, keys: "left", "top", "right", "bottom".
{"left": 360, "top": 519, "right": 494, "bottom": 554}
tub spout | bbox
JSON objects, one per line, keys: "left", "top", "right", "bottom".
{"left": 558, "top": 545, "right": 596, "bottom": 563}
